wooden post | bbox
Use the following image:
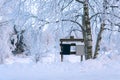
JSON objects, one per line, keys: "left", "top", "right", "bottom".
{"left": 61, "top": 54, "right": 63, "bottom": 62}
{"left": 81, "top": 55, "right": 83, "bottom": 61}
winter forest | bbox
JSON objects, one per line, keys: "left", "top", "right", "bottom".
{"left": 0, "top": 0, "right": 120, "bottom": 80}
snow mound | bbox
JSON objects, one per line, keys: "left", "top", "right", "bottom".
{"left": 0, "top": 53, "right": 120, "bottom": 80}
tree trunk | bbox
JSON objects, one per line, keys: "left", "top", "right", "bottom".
{"left": 93, "top": 0, "right": 107, "bottom": 58}
{"left": 83, "top": 0, "right": 93, "bottom": 59}
{"left": 93, "top": 23, "right": 105, "bottom": 58}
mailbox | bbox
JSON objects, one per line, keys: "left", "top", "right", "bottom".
{"left": 76, "top": 45, "right": 85, "bottom": 56}
{"left": 60, "top": 44, "right": 70, "bottom": 55}
{"left": 60, "top": 37, "right": 84, "bottom": 62}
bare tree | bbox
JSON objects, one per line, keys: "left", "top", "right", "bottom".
{"left": 74, "top": 0, "right": 93, "bottom": 59}
{"left": 94, "top": 0, "right": 120, "bottom": 58}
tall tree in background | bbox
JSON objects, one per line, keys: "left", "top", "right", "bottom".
{"left": 76, "top": 0, "right": 92, "bottom": 59}
{"left": 94, "top": 0, "right": 120, "bottom": 58}
{"left": 93, "top": 0, "right": 107, "bottom": 58}
{"left": 83, "top": 0, "right": 92, "bottom": 59}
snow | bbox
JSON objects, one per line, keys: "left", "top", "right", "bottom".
{"left": 0, "top": 54, "right": 120, "bottom": 80}
{"left": 0, "top": 0, "right": 120, "bottom": 80}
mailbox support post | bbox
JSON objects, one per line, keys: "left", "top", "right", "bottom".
{"left": 61, "top": 54, "right": 63, "bottom": 62}
{"left": 81, "top": 55, "right": 83, "bottom": 61}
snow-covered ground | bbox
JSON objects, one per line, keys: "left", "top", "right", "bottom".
{"left": 0, "top": 54, "right": 120, "bottom": 80}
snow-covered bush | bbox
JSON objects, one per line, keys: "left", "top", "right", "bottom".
{"left": 0, "top": 22, "right": 13, "bottom": 63}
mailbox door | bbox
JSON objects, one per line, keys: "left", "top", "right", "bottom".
{"left": 61, "top": 44, "right": 70, "bottom": 55}
{"left": 76, "top": 45, "right": 85, "bottom": 55}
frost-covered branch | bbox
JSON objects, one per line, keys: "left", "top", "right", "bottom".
{"left": 62, "top": 19, "right": 85, "bottom": 31}
{"left": 61, "top": 0, "right": 74, "bottom": 11}
{"left": 90, "top": 12, "right": 102, "bottom": 20}
{"left": 75, "top": 0, "right": 84, "bottom": 4}
{"left": 0, "top": 19, "right": 13, "bottom": 26}
{"left": 104, "top": 28, "right": 120, "bottom": 32}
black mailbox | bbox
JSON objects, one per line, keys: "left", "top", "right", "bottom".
{"left": 60, "top": 37, "right": 84, "bottom": 62}
{"left": 60, "top": 44, "right": 70, "bottom": 55}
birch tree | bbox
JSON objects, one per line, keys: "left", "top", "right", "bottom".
{"left": 94, "top": 0, "right": 120, "bottom": 58}
{"left": 93, "top": 0, "right": 107, "bottom": 58}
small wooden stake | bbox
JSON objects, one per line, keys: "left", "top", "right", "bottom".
{"left": 61, "top": 55, "right": 63, "bottom": 62}
{"left": 81, "top": 55, "right": 83, "bottom": 61}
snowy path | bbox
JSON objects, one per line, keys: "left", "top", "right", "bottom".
{"left": 0, "top": 57, "right": 120, "bottom": 80}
